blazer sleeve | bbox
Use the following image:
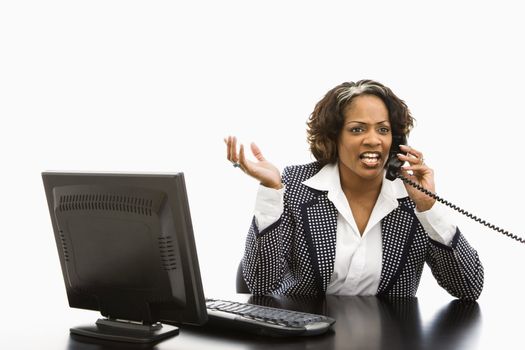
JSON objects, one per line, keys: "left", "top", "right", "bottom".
{"left": 241, "top": 167, "right": 295, "bottom": 294}
{"left": 425, "top": 229, "right": 484, "bottom": 300}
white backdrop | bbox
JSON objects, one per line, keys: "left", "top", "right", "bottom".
{"left": 1, "top": 1, "right": 524, "bottom": 348}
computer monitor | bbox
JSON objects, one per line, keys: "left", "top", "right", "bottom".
{"left": 42, "top": 171, "right": 208, "bottom": 343}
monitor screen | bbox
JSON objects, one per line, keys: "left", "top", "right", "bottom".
{"left": 42, "top": 171, "right": 208, "bottom": 343}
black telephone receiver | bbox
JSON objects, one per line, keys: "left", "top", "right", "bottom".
{"left": 385, "top": 135, "right": 525, "bottom": 245}
{"left": 386, "top": 135, "right": 407, "bottom": 181}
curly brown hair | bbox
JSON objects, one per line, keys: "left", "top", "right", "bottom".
{"left": 306, "top": 79, "right": 415, "bottom": 165}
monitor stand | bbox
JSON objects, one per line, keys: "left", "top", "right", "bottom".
{"left": 70, "top": 318, "right": 179, "bottom": 343}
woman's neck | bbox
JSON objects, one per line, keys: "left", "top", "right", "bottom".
{"left": 338, "top": 164, "right": 383, "bottom": 200}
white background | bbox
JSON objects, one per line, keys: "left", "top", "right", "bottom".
{"left": 1, "top": 0, "right": 524, "bottom": 348}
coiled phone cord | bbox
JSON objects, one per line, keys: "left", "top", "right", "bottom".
{"left": 398, "top": 174, "right": 525, "bottom": 245}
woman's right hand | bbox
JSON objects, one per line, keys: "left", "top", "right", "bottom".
{"left": 224, "top": 136, "right": 283, "bottom": 190}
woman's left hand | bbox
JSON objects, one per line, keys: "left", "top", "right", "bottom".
{"left": 397, "top": 144, "right": 436, "bottom": 212}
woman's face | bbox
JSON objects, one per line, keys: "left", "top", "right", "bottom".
{"left": 337, "top": 94, "right": 392, "bottom": 181}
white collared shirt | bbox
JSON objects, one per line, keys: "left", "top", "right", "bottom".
{"left": 254, "top": 163, "right": 457, "bottom": 296}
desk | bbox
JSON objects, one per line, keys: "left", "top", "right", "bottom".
{"left": 26, "top": 294, "right": 500, "bottom": 350}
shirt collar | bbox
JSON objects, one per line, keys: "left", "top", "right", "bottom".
{"left": 302, "top": 162, "right": 408, "bottom": 205}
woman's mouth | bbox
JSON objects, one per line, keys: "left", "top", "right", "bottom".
{"left": 359, "top": 152, "right": 382, "bottom": 168}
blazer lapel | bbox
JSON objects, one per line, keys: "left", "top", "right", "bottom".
{"left": 377, "top": 202, "right": 418, "bottom": 295}
{"left": 300, "top": 190, "right": 338, "bottom": 292}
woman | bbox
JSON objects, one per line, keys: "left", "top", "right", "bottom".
{"left": 225, "top": 80, "right": 483, "bottom": 300}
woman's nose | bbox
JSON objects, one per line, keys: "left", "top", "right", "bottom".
{"left": 363, "top": 132, "right": 382, "bottom": 147}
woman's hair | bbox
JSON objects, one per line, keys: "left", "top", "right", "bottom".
{"left": 307, "top": 79, "right": 415, "bottom": 165}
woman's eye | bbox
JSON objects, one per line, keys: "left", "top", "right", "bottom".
{"left": 350, "top": 127, "right": 364, "bottom": 133}
{"left": 378, "top": 127, "right": 390, "bottom": 134}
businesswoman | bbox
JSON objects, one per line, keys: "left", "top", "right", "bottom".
{"left": 225, "top": 80, "right": 483, "bottom": 300}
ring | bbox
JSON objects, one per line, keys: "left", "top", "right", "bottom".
{"left": 232, "top": 162, "right": 241, "bottom": 168}
{"left": 419, "top": 157, "right": 425, "bottom": 165}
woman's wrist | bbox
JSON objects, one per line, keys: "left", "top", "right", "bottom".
{"left": 415, "top": 198, "right": 436, "bottom": 212}
{"left": 261, "top": 182, "right": 283, "bottom": 190}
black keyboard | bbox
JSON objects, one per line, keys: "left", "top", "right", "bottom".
{"left": 205, "top": 298, "right": 335, "bottom": 337}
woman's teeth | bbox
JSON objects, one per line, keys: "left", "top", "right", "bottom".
{"left": 360, "top": 153, "right": 381, "bottom": 166}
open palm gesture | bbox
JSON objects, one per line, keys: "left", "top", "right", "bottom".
{"left": 225, "top": 136, "right": 282, "bottom": 190}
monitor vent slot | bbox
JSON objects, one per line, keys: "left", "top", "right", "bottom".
{"left": 59, "top": 230, "right": 69, "bottom": 262}
{"left": 158, "top": 236, "right": 177, "bottom": 270}
{"left": 58, "top": 194, "right": 153, "bottom": 216}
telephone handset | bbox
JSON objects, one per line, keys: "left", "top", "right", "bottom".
{"left": 386, "top": 136, "right": 525, "bottom": 245}
{"left": 385, "top": 135, "right": 407, "bottom": 182}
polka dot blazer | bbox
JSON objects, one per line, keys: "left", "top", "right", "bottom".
{"left": 242, "top": 162, "right": 483, "bottom": 300}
